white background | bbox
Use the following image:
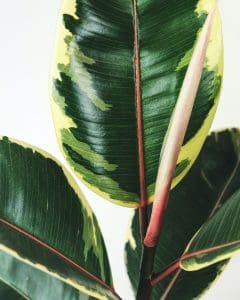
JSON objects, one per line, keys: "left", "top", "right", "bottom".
{"left": 0, "top": 1, "right": 240, "bottom": 299}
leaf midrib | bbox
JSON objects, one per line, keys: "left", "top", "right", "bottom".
{"left": 133, "top": 0, "right": 149, "bottom": 240}
{"left": 182, "top": 240, "right": 240, "bottom": 261}
{"left": 0, "top": 218, "right": 119, "bottom": 299}
{"left": 133, "top": 0, "right": 146, "bottom": 205}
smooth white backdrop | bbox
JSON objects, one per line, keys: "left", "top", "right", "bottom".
{"left": 0, "top": 1, "right": 240, "bottom": 299}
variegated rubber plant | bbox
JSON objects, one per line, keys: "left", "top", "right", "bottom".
{"left": 1, "top": 0, "right": 240, "bottom": 299}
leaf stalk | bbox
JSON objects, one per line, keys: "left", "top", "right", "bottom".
{"left": 151, "top": 260, "right": 181, "bottom": 286}
{"left": 136, "top": 246, "right": 156, "bottom": 300}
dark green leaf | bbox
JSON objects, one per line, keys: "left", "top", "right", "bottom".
{"left": 0, "top": 136, "right": 118, "bottom": 300}
{"left": 51, "top": 0, "right": 223, "bottom": 207}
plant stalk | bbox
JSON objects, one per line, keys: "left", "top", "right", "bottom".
{"left": 136, "top": 246, "right": 156, "bottom": 300}
{"left": 139, "top": 206, "right": 149, "bottom": 239}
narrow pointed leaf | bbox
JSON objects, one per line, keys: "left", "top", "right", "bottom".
{"left": 125, "top": 129, "right": 239, "bottom": 299}
{"left": 0, "top": 137, "right": 118, "bottom": 300}
{"left": 51, "top": 0, "right": 223, "bottom": 207}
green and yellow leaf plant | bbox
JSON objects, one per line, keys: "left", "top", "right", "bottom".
{"left": 2, "top": 0, "right": 240, "bottom": 299}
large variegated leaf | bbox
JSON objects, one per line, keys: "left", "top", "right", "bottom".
{"left": 51, "top": 0, "right": 223, "bottom": 207}
{"left": 0, "top": 137, "right": 119, "bottom": 300}
{"left": 125, "top": 129, "right": 240, "bottom": 299}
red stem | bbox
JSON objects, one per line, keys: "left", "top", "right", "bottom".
{"left": 133, "top": 0, "right": 148, "bottom": 239}
{"left": 144, "top": 184, "right": 171, "bottom": 247}
{"left": 151, "top": 259, "right": 180, "bottom": 286}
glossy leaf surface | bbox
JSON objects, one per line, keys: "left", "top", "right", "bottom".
{"left": 125, "top": 129, "right": 240, "bottom": 299}
{"left": 0, "top": 250, "right": 96, "bottom": 300}
{"left": 51, "top": 0, "right": 223, "bottom": 207}
{"left": 181, "top": 130, "right": 240, "bottom": 270}
{"left": 0, "top": 137, "right": 118, "bottom": 300}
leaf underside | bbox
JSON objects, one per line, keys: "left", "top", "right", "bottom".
{"left": 51, "top": 0, "right": 223, "bottom": 207}
{"left": 0, "top": 137, "right": 117, "bottom": 300}
{"left": 125, "top": 129, "right": 240, "bottom": 299}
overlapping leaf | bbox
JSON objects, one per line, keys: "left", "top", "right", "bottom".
{"left": 0, "top": 137, "right": 118, "bottom": 300}
{"left": 51, "top": 0, "right": 223, "bottom": 207}
{"left": 125, "top": 129, "right": 240, "bottom": 299}
{"left": 181, "top": 132, "right": 240, "bottom": 270}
